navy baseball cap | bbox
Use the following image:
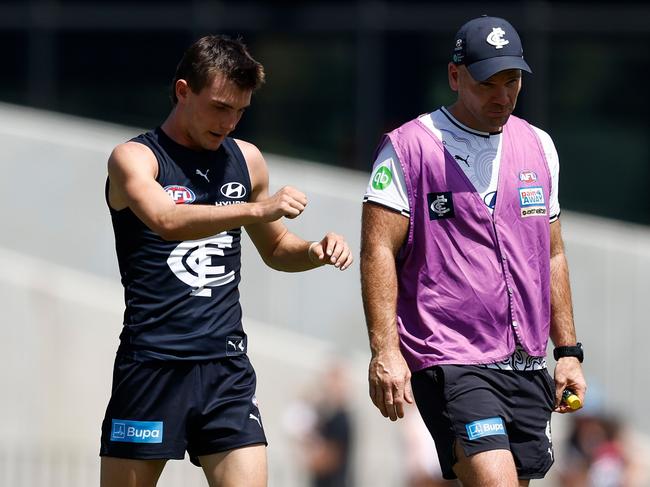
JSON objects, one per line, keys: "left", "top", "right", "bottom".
{"left": 451, "top": 15, "right": 532, "bottom": 81}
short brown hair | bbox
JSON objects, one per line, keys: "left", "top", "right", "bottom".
{"left": 170, "top": 35, "right": 265, "bottom": 104}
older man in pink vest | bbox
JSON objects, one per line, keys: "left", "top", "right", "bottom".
{"left": 361, "top": 15, "right": 586, "bottom": 487}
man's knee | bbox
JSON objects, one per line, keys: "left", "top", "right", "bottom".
{"left": 200, "top": 444, "right": 267, "bottom": 487}
{"left": 100, "top": 457, "right": 167, "bottom": 487}
{"left": 452, "top": 442, "right": 518, "bottom": 487}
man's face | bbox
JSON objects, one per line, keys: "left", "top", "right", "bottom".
{"left": 177, "top": 71, "right": 252, "bottom": 151}
{"left": 448, "top": 65, "right": 522, "bottom": 133}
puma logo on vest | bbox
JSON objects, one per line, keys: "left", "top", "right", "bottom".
{"left": 196, "top": 168, "right": 210, "bottom": 182}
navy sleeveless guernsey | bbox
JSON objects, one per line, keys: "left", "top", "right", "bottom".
{"left": 107, "top": 127, "right": 252, "bottom": 361}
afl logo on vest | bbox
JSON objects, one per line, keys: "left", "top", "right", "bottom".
{"left": 164, "top": 185, "right": 196, "bottom": 204}
{"left": 519, "top": 170, "right": 538, "bottom": 183}
{"left": 220, "top": 182, "right": 247, "bottom": 199}
{"left": 167, "top": 232, "right": 236, "bottom": 297}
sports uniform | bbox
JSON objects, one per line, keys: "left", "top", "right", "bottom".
{"left": 359, "top": 15, "right": 586, "bottom": 482}
{"left": 363, "top": 108, "right": 558, "bottom": 479}
{"left": 101, "top": 127, "right": 266, "bottom": 465}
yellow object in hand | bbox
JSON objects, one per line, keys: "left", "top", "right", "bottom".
{"left": 562, "top": 389, "right": 582, "bottom": 410}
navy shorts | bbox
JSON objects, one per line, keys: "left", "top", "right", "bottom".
{"left": 411, "top": 365, "right": 555, "bottom": 480}
{"left": 100, "top": 353, "right": 267, "bottom": 466}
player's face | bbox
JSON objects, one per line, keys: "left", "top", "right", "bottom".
{"left": 448, "top": 65, "right": 522, "bottom": 133}
{"left": 179, "top": 71, "right": 252, "bottom": 151}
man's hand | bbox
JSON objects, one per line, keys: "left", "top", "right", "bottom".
{"left": 368, "top": 349, "right": 414, "bottom": 421}
{"left": 257, "top": 186, "right": 308, "bottom": 222}
{"left": 553, "top": 357, "right": 587, "bottom": 413}
{"left": 308, "top": 233, "right": 353, "bottom": 270}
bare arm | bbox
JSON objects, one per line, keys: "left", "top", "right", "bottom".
{"left": 360, "top": 202, "right": 413, "bottom": 421}
{"left": 239, "top": 140, "right": 352, "bottom": 272}
{"left": 107, "top": 141, "right": 303, "bottom": 241}
{"left": 549, "top": 219, "right": 586, "bottom": 412}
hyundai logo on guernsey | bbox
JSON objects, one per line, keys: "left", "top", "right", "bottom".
{"left": 519, "top": 186, "right": 547, "bottom": 218}
{"left": 221, "top": 182, "right": 247, "bottom": 199}
{"left": 164, "top": 185, "right": 196, "bottom": 204}
{"left": 465, "top": 417, "right": 506, "bottom": 440}
{"left": 110, "top": 419, "right": 163, "bottom": 443}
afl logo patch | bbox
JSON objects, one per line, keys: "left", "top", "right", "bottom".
{"left": 519, "top": 170, "right": 538, "bottom": 183}
{"left": 220, "top": 182, "right": 247, "bottom": 199}
{"left": 164, "top": 185, "right": 196, "bottom": 204}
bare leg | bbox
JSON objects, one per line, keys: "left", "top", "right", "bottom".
{"left": 100, "top": 457, "right": 167, "bottom": 487}
{"left": 200, "top": 444, "right": 267, "bottom": 487}
{"left": 452, "top": 442, "right": 519, "bottom": 487}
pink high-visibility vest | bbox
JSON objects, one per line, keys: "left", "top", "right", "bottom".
{"left": 384, "top": 115, "right": 552, "bottom": 371}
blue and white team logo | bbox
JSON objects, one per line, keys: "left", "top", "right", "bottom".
{"left": 486, "top": 27, "right": 509, "bottom": 49}
{"left": 427, "top": 192, "right": 455, "bottom": 220}
{"left": 110, "top": 419, "right": 163, "bottom": 443}
{"left": 465, "top": 417, "right": 506, "bottom": 440}
{"left": 167, "top": 232, "right": 235, "bottom": 297}
{"left": 518, "top": 186, "right": 547, "bottom": 218}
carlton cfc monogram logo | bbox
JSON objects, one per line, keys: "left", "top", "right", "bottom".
{"left": 427, "top": 192, "right": 455, "bottom": 220}
{"left": 221, "top": 182, "right": 246, "bottom": 199}
{"left": 167, "top": 232, "right": 235, "bottom": 297}
{"left": 486, "top": 27, "right": 509, "bottom": 49}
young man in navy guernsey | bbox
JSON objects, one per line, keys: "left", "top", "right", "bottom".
{"left": 101, "top": 35, "right": 352, "bottom": 486}
{"left": 361, "top": 16, "right": 586, "bottom": 486}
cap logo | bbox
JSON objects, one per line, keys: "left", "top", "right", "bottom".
{"left": 486, "top": 27, "right": 509, "bottom": 49}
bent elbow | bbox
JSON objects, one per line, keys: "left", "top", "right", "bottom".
{"left": 259, "top": 251, "right": 279, "bottom": 270}
{"left": 152, "top": 214, "right": 182, "bottom": 241}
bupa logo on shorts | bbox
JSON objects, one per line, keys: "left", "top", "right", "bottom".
{"left": 110, "top": 419, "right": 163, "bottom": 444}
{"left": 371, "top": 165, "right": 393, "bottom": 190}
{"left": 220, "top": 182, "right": 247, "bottom": 199}
{"left": 164, "top": 185, "right": 196, "bottom": 204}
{"left": 226, "top": 335, "right": 246, "bottom": 356}
{"left": 465, "top": 417, "right": 506, "bottom": 440}
{"left": 518, "top": 186, "right": 547, "bottom": 218}
{"left": 427, "top": 192, "right": 455, "bottom": 220}
{"left": 519, "top": 170, "right": 538, "bottom": 183}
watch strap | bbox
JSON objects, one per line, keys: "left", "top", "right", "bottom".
{"left": 553, "top": 342, "right": 583, "bottom": 362}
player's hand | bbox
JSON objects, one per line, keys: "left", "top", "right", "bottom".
{"left": 258, "top": 186, "right": 307, "bottom": 221}
{"left": 308, "top": 233, "right": 353, "bottom": 270}
{"left": 553, "top": 357, "right": 586, "bottom": 413}
{"left": 368, "top": 349, "right": 414, "bottom": 421}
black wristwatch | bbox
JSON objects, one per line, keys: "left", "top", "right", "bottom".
{"left": 553, "top": 342, "right": 584, "bottom": 363}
